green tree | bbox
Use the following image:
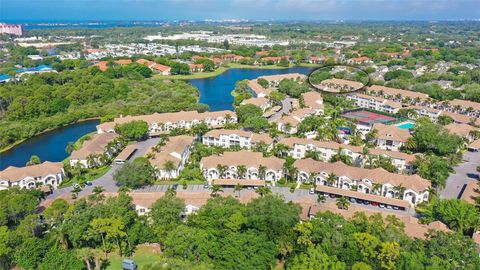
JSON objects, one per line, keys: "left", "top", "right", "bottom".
{"left": 113, "top": 157, "right": 155, "bottom": 188}
{"left": 150, "top": 195, "right": 185, "bottom": 227}
{"left": 287, "top": 245, "right": 346, "bottom": 270}
{"left": 38, "top": 247, "right": 84, "bottom": 270}
{"left": 115, "top": 120, "right": 149, "bottom": 140}
{"left": 26, "top": 155, "right": 41, "bottom": 166}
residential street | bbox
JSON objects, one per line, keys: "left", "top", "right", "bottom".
{"left": 440, "top": 151, "right": 480, "bottom": 199}
{"left": 46, "top": 137, "right": 160, "bottom": 200}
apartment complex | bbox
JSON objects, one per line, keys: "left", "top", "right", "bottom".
{"left": 278, "top": 137, "right": 415, "bottom": 172}
{"left": 202, "top": 129, "right": 274, "bottom": 150}
{"left": 200, "top": 150, "right": 285, "bottom": 183}
{"left": 96, "top": 110, "right": 237, "bottom": 135}
{"left": 294, "top": 158, "right": 431, "bottom": 206}
{"left": 0, "top": 162, "right": 64, "bottom": 190}
{"left": 149, "top": 135, "right": 195, "bottom": 179}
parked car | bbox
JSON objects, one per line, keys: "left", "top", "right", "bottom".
{"left": 363, "top": 201, "right": 370, "bottom": 205}
{"left": 371, "top": 202, "right": 378, "bottom": 207}
{"left": 349, "top": 198, "right": 356, "bottom": 203}
{"left": 379, "top": 203, "right": 385, "bottom": 208}
{"left": 171, "top": 184, "right": 178, "bottom": 190}
{"left": 203, "top": 184, "right": 209, "bottom": 189}
{"left": 122, "top": 259, "right": 137, "bottom": 270}
{"left": 309, "top": 188, "right": 315, "bottom": 194}
{"left": 73, "top": 183, "right": 80, "bottom": 189}
{"left": 386, "top": 205, "right": 393, "bottom": 209}
{"left": 329, "top": 194, "right": 336, "bottom": 198}
{"left": 392, "top": 206, "right": 400, "bottom": 210}
{"left": 85, "top": 181, "right": 92, "bottom": 186}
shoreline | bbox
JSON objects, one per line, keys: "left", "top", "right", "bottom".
{"left": 154, "top": 63, "right": 321, "bottom": 80}
{"left": 0, "top": 117, "right": 100, "bottom": 154}
{"left": 1, "top": 65, "right": 320, "bottom": 154}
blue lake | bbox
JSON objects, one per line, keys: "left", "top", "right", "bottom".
{"left": 0, "top": 66, "right": 315, "bottom": 169}
{"left": 190, "top": 66, "right": 315, "bottom": 111}
{"left": 0, "top": 120, "right": 99, "bottom": 170}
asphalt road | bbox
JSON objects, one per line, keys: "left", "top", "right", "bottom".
{"left": 47, "top": 137, "right": 160, "bottom": 200}
{"left": 440, "top": 151, "right": 480, "bottom": 199}
{"left": 268, "top": 98, "right": 295, "bottom": 121}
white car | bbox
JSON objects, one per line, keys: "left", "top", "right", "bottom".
{"left": 309, "top": 188, "right": 315, "bottom": 194}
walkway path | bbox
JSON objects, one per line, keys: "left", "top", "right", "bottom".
{"left": 440, "top": 151, "right": 480, "bottom": 199}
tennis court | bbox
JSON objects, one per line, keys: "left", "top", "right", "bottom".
{"left": 342, "top": 110, "right": 397, "bottom": 125}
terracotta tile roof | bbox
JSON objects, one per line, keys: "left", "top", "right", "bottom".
{"left": 115, "top": 144, "right": 137, "bottom": 161}
{"left": 320, "top": 78, "right": 364, "bottom": 89}
{"left": 449, "top": 99, "right": 480, "bottom": 111}
{"left": 314, "top": 184, "right": 412, "bottom": 208}
{"left": 301, "top": 91, "right": 324, "bottom": 109}
{"left": 0, "top": 161, "right": 63, "bottom": 182}
{"left": 460, "top": 181, "right": 479, "bottom": 205}
{"left": 350, "top": 56, "right": 371, "bottom": 62}
{"left": 97, "top": 111, "right": 237, "bottom": 132}
{"left": 200, "top": 150, "right": 284, "bottom": 171}
{"left": 94, "top": 61, "right": 108, "bottom": 71}
{"left": 152, "top": 63, "right": 171, "bottom": 72}
{"left": 247, "top": 80, "right": 271, "bottom": 96}
{"left": 278, "top": 108, "right": 316, "bottom": 126}
{"left": 306, "top": 202, "right": 450, "bottom": 239}
{"left": 440, "top": 111, "right": 478, "bottom": 125}
{"left": 372, "top": 123, "right": 411, "bottom": 142}
{"left": 115, "top": 59, "right": 132, "bottom": 65}
{"left": 149, "top": 135, "right": 195, "bottom": 168}
{"left": 410, "top": 105, "right": 441, "bottom": 114}
{"left": 294, "top": 158, "right": 430, "bottom": 192}
{"left": 258, "top": 73, "right": 307, "bottom": 82}
{"left": 70, "top": 133, "right": 119, "bottom": 160}
{"left": 368, "top": 85, "right": 428, "bottom": 100}
{"left": 241, "top": 97, "right": 270, "bottom": 107}
{"left": 444, "top": 123, "right": 477, "bottom": 138}
{"left": 278, "top": 137, "right": 415, "bottom": 162}
{"left": 469, "top": 139, "right": 480, "bottom": 150}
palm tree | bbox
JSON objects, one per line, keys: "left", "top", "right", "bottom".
{"left": 305, "top": 150, "right": 320, "bottom": 161}
{"left": 86, "top": 154, "right": 97, "bottom": 168}
{"left": 372, "top": 183, "right": 383, "bottom": 195}
{"left": 237, "top": 165, "right": 247, "bottom": 179}
{"left": 273, "top": 143, "right": 289, "bottom": 158}
{"left": 393, "top": 184, "right": 406, "bottom": 199}
{"left": 163, "top": 160, "right": 176, "bottom": 179}
{"left": 234, "top": 183, "right": 242, "bottom": 197}
{"left": 326, "top": 173, "right": 337, "bottom": 187}
{"left": 404, "top": 138, "right": 417, "bottom": 151}
{"left": 210, "top": 184, "right": 223, "bottom": 197}
{"left": 336, "top": 196, "right": 350, "bottom": 210}
{"left": 317, "top": 193, "right": 326, "bottom": 204}
{"left": 216, "top": 164, "right": 228, "bottom": 179}
{"left": 65, "top": 142, "right": 75, "bottom": 154}
{"left": 256, "top": 186, "right": 271, "bottom": 197}
{"left": 365, "top": 128, "right": 378, "bottom": 143}
{"left": 165, "top": 187, "right": 177, "bottom": 197}
{"left": 258, "top": 165, "right": 267, "bottom": 179}
{"left": 26, "top": 155, "right": 41, "bottom": 166}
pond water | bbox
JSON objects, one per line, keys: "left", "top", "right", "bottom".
{"left": 0, "top": 120, "right": 99, "bottom": 170}
{"left": 0, "top": 66, "right": 315, "bottom": 168}
{"left": 190, "top": 66, "right": 315, "bottom": 111}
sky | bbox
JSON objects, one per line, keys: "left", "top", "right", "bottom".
{"left": 1, "top": 0, "right": 479, "bottom": 22}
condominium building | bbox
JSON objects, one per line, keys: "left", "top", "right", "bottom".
{"left": 149, "top": 135, "right": 195, "bottom": 179}
{"left": 277, "top": 108, "right": 318, "bottom": 134}
{"left": 202, "top": 129, "right": 274, "bottom": 150}
{"left": 278, "top": 137, "right": 415, "bottom": 173}
{"left": 0, "top": 162, "right": 64, "bottom": 190}
{"left": 373, "top": 123, "right": 411, "bottom": 151}
{"left": 96, "top": 110, "right": 237, "bottom": 135}
{"left": 200, "top": 150, "right": 284, "bottom": 183}
{"left": 70, "top": 133, "right": 120, "bottom": 168}
{"left": 346, "top": 93, "right": 402, "bottom": 114}
{"left": 294, "top": 158, "right": 431, "bottom": 206}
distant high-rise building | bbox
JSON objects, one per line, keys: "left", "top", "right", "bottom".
{"left": 0, "top": 23, "right": 23, "bottom": 36}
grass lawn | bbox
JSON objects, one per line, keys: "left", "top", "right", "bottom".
{"left": 60, "top": 165, "right": 111, "bottom": 188}
{"left": 105, "top": 244, "right": 162, "bottom": 270}
{"left": 154, "top": 66, "right": 229, "bottom": 80}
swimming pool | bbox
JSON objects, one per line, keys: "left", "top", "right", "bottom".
{"left": 396, "top": 122, "right": 415, "bottom": 130}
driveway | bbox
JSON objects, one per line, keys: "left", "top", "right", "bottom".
{"left": 440, "top": 151, "right": 480, "bottom": 199}
{"left": 46, "top": 137, "right": 160, "bottom": 200}
{"left": 268, "top": 98, "right": 294, "bottom": 121}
